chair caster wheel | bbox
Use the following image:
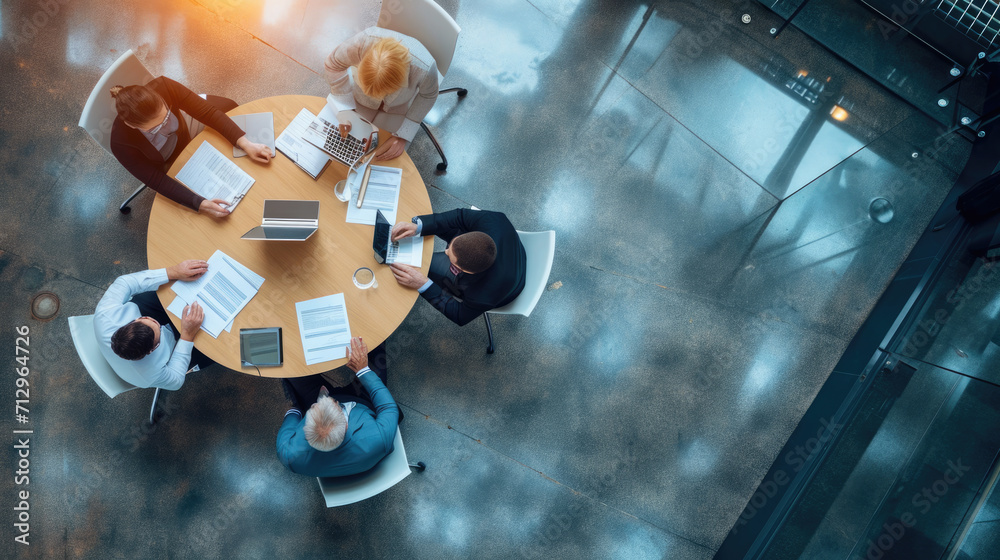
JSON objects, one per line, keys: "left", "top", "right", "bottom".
{"left": 120, "top": 206, "right": 132, "bottom": 214}
{"left": 457, "top": 89, "right": 468, "bottom": 97}
{"left": 437, "top": 162, "right": 448, "bottom": 171}
{"left": 415, "top": 462, "right": 426, "bottom": 472}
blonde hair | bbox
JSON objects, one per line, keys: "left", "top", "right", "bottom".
{"left": 109, "top": 84, "right": 166, "bottom": 126}
{"left": 357, "top": 37, "right": 410, "bottom": 99}
{"left": 304, "top": 395, "right": 347, "bottom": 452}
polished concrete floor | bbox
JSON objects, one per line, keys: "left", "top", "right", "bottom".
{"left": 0, "top": 0, "right": 971, "bottom": 558}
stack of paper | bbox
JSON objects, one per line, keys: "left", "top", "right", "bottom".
{"left": 275, "top": 108, "right": 332, "bottom": 179}
{"left": 346, "top": 165, "right": 402, "bottom": 225}
{"left": 168, "top": 251, "right": 265, "bottom": 338}
{"left": 175, "top": 141, "right": 256, "bottom": 212}
{"left": 295, "top": 294, "right": 353, "bottom": 365}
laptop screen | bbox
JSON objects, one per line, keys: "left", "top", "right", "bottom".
{"left": 263, "top": 200, "right": 320, "bottom": 220}
{"left": 373, "top": 209, "right": 391, "bottom": 263}
{"left": 242, "top": 226, "right": 316, "bottom": 240}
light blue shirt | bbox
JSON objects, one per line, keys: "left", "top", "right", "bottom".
{"left": 93, "top": 269, "right": 193, "bottom": 391}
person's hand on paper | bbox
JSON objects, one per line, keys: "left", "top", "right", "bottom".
{"left": 179, "top": 301, "right": 205, "bottom": 342}
{"left": 391, "top": 222, "right": 417, "bottom": 242}
{"left": 338, "top": 122, "right": 352, "bottom": 139}
{"left": 390, "top": 264, "right": 429, "bottom": 289}
{"left": 167, "top": 260, "right": 209, "bottom": 281}
{"left": 236, "top": 136, "right": 273, "bottom": 163}
{"left": 199, "top": 198, "right": 231, "bottom": 218}
{"left": 345, "top": 337, "right": 368, "bottom": 373}
{"left": 375, "top": 136, "right": 406, "bottom": 160}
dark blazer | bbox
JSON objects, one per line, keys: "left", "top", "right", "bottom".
{"left": 419, "top": 208, "right": 527, "bottom": 326}
{"left": 276, "top": 373, "right": 399, "bottom": 478}
{"left": 109, "top": 76, "right": 244, "bottom": 211}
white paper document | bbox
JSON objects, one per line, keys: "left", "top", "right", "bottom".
{"left": 275, "top": 108, "right": 331, "bottom": 179}
{"left": 345, "top": 165, "right": 402, "bottom": 225}
{"left": 231, "top": 112, "right": 276, "bottom": 158}
{"left": 295, "top": 293, "right": 352, "bottom": 365}
{"left": 386, "top": 236, "right": 422, "bottom": 267}
{"left": 168, "top": 251, "right": 264, "bottom": 338}
{"left": 174, "top": 141, "right": 255, "bottom": 211}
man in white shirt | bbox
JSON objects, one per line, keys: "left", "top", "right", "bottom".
{"left": 93, "top": 260, "right": 211, "bottom": 391}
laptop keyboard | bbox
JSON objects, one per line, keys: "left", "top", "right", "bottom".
{"left": 320, "top": 122, "right": 368, "bottom": 166}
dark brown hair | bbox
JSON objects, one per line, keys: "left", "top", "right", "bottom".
{"left": 109, "top": 84, "right": 166, "bottom": 126}
{"left": 451, "top": 232, "right": 497, "bottom": 274}
{"left": 111, "top": 321, "right": 156, "bottom": 360}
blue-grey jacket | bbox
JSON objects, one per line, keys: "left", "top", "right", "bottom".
{"left": 276, "top": 372, "right": 398, "bottom": 477}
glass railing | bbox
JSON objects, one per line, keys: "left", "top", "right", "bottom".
{"left": 761, "top": 358, "right": 1000, "bottom": 559}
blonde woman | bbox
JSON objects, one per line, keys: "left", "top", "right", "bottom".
{"left": 324, "top": 27, "right": 439, "bottom": 161}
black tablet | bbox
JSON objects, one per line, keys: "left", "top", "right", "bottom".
{"left": 240, "top": 327, "right": 283, "bottom": 367}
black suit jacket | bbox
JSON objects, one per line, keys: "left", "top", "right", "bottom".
{"left": 110, "top": 76, "right": 244, "bottom": 211}
{"left": 418, "top": 209, "right": 526, "bottom": 326}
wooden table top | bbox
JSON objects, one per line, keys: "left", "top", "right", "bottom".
{"left": 148, "top": 95, "right": 433, "bottom": 377}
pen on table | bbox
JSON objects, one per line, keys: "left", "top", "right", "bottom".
{"left": 354, "top": 149, "right": 378, "bottom": 208}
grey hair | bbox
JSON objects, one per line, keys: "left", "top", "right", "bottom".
{"left": 304, "top": 395, "right": 347, "bottom": 452}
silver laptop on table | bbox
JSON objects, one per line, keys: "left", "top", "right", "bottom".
{"left": 241, "top": 200, "right": 320, "bottom": 241}
{"left": 301, "top": 95, "right": 379, "bottom": 167}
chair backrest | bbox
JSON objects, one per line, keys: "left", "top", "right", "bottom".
{"left": 316, "top": 428, "right": 412, "bottom": 507}
{"left": 491, "top": 230, "right": 556, "bottom": 317}
{"left": 68, "top": 315, "right": 138, "bottom": 398}
{"left": 378, "top": 0, "right": 460, "bottom": 79}
{"left": 78, "top": 49, "right": 154, "bottom": 155}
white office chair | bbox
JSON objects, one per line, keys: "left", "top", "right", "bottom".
{"left": 68, "top": 315, "right": 162, "bottom": 425}
{"left": 316, "top": 428, "right": 425, "bottom": 507}
{"left": 484, "top": 230, "right": 556, "bottom": 354}
{"left": 78, "top": 49, "right": 154, "bottom": 214}
{"left": 378, "top": 0, "right": 467, "bottom": 171}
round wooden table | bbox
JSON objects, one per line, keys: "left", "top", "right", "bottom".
{"left": 148, "top": 95, "right": 433, "bottom": 377}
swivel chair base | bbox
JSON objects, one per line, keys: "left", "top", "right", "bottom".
{"left": 484, "top": 312, "right": 495, "bottom": 354}
{"left": 423, "top": 87, "right": 468, "bottom": 172}
{"left": 120, "top": 183, "right": 147, "bottom": 214}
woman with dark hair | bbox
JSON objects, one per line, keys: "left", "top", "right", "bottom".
{"left": 109, "top": 77, "right": 272, "bottom": 217}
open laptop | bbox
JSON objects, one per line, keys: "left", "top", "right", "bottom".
{"left": 373, "top": 209, "right": 396, "bottom": 264}
{"left": 241, "top": 200, "right": 320, "bottom": 241}
{"left": 301, "top": 95, "right": 379, "bottom": 167}
{"left": 372, "top": 208, "right": 422, "bottom": 265}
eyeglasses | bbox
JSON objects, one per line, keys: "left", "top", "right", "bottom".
{"left": 145, "top": 110, "right": 171, "bottom": 135}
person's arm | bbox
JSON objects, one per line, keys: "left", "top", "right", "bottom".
{"left": 394, "top": 61, "right": 439, "bottom": 143}
{"left": 95, "top": 269, "right": 170, "bottom": 315}
{"left": 155, "top": 339, "right": 193, "bottom": 391}
{"left": 389, "top": 263, "right": 488, "bottom": 326}
{"left": 110, "top": 141, "right": 205, "bottom": 211}
{"left": 416, "top": 208, "right": 488, "bottom": 242}
{"left": 355, "top": 371, "right": 398, "bottom": 453}
{"left": 275, "top": 410, "right": 304, "bottom": 470}
{"left": 419, "top": 282, "right": 491, "bottom": 326}
{"left": 345, "top": 337, "right": 398, "bottom": 452}
{"left": 324, "top": 30, "right": 369, "bottom": 112}
{"left": 162, "top": 77, "right": 244, "bottom": 146}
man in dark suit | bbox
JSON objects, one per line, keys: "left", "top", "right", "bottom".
{"left": 276, "top": 338, "right": 399, "bottom": 477}
{"left": 389, "top": 208, "right": 527, "bottom": 326}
